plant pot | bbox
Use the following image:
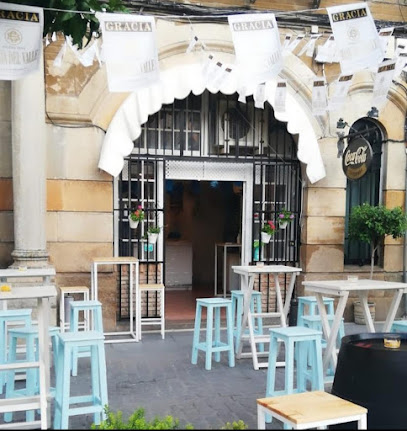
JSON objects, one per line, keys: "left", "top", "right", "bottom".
{"left": 147, "top": 232, "right": 158, "bottom": 244}
{"left": 261, "top": 232, "right": 271, "bottom": 244}
{"left": 128, "top": 217, "right": 139, "bottom": 229}
{"left": 279, "top": 221, "right": 288, "bottom": 229}
{"left": 353, "top": 301, "right": 376, "bottom": 325}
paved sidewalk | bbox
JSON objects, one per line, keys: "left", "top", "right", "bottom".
{"left": 1, "top": 322, "right": 371, "bottom": 429}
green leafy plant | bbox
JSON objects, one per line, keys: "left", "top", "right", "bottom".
{"left": 348, "top": 203, "right": 407, "bottom": 278}
{"left": 148, "top": 226, "right": 161, "bottom": 234}
{"left": 261, "top": 220, "right": 276, "bottom": 235}
{"left": 221, "top": 420, "right": 248, "bottom": 430}
{"left": 277, "top": 208, "right": 294, "bottom": 224}
{"left": 91, "top": 406, "right": 193, "bottom": 430}
{"left": 129, "top": 206, "right": 145, "bottom": 222}
{"left": 253, "top": 240, "right": 260, "bottom": 248}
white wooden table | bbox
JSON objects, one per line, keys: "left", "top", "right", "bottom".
{"left": 302, "top": 278, "right": 407, "bottom": 376}
{"left": 0, "top": 284, "right": 57, "bottom": 430}
{"left": 91, "top": 257, "right": 139, "bottom": 343}
{"left": 232, "top": 265, "right": 302, "bottom": 370}
{"left": 214, "top": 243, "right": 241, "bottom": 297}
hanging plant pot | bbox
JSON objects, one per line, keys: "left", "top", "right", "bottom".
{"left": 279, "top": 221, "right": 288, "bottom": 229}
{"left": 128, "top": 217, "right": 139, "bottom": 229}
{"left": 261, "top": 232, "right": 271, "bottom": 244}
{"left": 147, "top": 232, "right": 159, "bottom": 244}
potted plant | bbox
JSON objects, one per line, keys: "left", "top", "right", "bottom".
{"left": 261, "top": 220, "right": 276, "bottom": 244}
{"left": 147, "top": 226, "right": 161, "bottom": 244}
{"left": 128, "top": 205, "right": 144, "bottom": 229}
{"left": 348, "top": 203, "right": 407, "bottom": 279}
{"left": 277, "top": 208, "right": 294, "bottom": 229}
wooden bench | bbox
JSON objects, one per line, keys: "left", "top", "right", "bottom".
{"left": 257, "top": 391, "right": 367, "bottom": 430}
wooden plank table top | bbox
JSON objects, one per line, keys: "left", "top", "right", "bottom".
{"left": 257, "top": 391, "right": 367, "bottom": 425}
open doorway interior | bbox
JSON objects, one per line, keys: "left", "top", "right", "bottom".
{"left": 164, "top": 180, "right": 243, "bottom": 322}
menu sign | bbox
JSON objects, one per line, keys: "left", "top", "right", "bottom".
{"left": 342, "top": 136, "right": 373, "bottom": 180}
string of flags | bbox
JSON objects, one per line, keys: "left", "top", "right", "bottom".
{"left": 1, "top": 1, "right": 406, "bottom": 116}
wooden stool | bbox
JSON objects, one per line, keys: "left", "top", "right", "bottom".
{"left": 69, "top": 300, "right": 103, "bottom": 377}
{"left": 266, "top": 327, "right": 323, "bottom": 399}
{"left": 230, "top": 290, "right": 264, "bottom": 354}
{"left": 257, "top": 391, "right": 367, "bottom": 429}
{"left": 53, "top": 331, "right": 108, "bottom": 429}
{"left": 297, "top": 296, "right": 335, "bottom": 327}
{"left": 138, "top": 284, "right": 165, "bottom": 340}
{"left": 191, "top": 298, "right": 235, "bottom": 371}
{"left": 0, "top": 309, "right": 32, "bottom": 395}
{"left": 58, "top": 286, "right": 90, "bottom": 333}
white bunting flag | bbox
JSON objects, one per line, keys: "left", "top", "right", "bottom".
{"left": 186, "top": 34, "right": 207, "bottom": 54}
{"left": 378, "top": 27, "right": 394, "bottom": 59}
{"left": 77, "top": 40, "right": 99, "bottom": 67}
{"left": 315, "top": 35, "right": 337, "bottom": 63}
{"left": 202, "top": 53, "right": 216, "bottom": 81}
{"left": 312, "top": 78, "right": 327, "bottom": 115}
{"left": 298, "top": 34, "right": 321, "bottom": 57}
{"left": 282, "top": 34, "right": 292, "bottom": 50}
{"left": 328, "top": 74, "right": 353, "bottom": 111}
{"left": 372, "top": 60, "right": 396, "bottom": 107}
{"left": 211, "top": 63, "right": 233, "bottom": 92}
{"left": 254, "top": 83, "right": 266, "bottom": 109}
{"left": 327, "top": 3, "right": 384, "bottom": 74}
{"left": 274, "top": 80, "right": 287, "bottom": 112}
{"left": 0, "top": 2, "right": 43, "bottom": 80}
{"left": 228, "top": 14, "right": 282, "bottom": 86}
{"left": 395, "top": 53, "right": 407, "bottom": 78}
{"left": 96, "top": 13, "right": 159, "bottom": 92}
{"left": 286, "top": 34, "right": 305, "bottom": 53}
{"left": 237, "top": 85, "right": 247, "bottom": 104}
{"left": 53, "top": 41, "right": 67, "bottom": 68}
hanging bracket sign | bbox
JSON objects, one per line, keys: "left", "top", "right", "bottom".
{"left": 342, "top": 136, "right": 373, "bottom": 180}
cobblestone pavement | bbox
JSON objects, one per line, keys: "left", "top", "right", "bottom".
{"left": 2, "top": 322, "right": 370, "bottom": 430}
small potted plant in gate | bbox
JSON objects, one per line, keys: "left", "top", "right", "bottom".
{"left": 277, "top": 208, "right": 294, "bottom": 229}
{"left": 261, "top": 220, "right": 276, "bottom": 244}
{"left": 147, "top": 226, "right": 161, "bottom": 244}
{"left": 128, "top": 205, "right": 144, "bottom": 229}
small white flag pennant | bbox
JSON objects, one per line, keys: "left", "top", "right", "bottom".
{"left": 238, "top": 85, "right": 247, "bottom": 104}
{"left": 372, "top": 59, "right": 396, "bottom": 107}
{"left": 254, "top": 83, "right": 266, "bottom": 109}
{"left": 282, "top": 34, "right": 292, "bottom": 50}
{"left": 328, "top": 74, "right": 353, "bottom": 111}
{"left": 53, "top": 41, "right": 67, "bottom": 68}
{"left": 395, "top": 53, "right": 407, "bottom": 77}
{"left": 186, "top": 34, "right": 207, "bottom": 54}
{"left": 378, "top": 27, "right": 394, "bottom": 59}
{"left": 315, "top": 35, "right": 337, "bottom": 63}
{"left": 274, "top": 80, "right": 287, "bottom": 112}
{"left": 312, "top": 77, "right": 327, "bottom": 115}
{"left": 77, "top": 40, "right": 98, "bottom": 67}
{"left": 298, "top": 34, "right": 321, "bottom": 57}
{"left": 286, "top": 34, "right": 305, "bottom": 52}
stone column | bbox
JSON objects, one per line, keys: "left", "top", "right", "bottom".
{"left": 11, "top": 50, "right": 49, "bottom": 268}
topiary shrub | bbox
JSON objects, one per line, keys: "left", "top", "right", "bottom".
{"left": 348, "top": 203, "right": 407, "bottom": 278}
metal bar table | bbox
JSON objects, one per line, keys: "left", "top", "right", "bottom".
{"left": 302, "top": 278, "right": 407, "bottom": 378}
{"left": 214, "top": 243, "right": 241, "bottom": 297}
{"left": 0, "top": 284, "right": 57, "bottom": 430}
{"left": 232, "top": 264, "right": 302, "bottom": 370}
{"left": 91, "top": 257, "right": 139, "bottom": 343}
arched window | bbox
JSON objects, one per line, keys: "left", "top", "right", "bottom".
{"left": 344, "top": 118, "right": 384, "bottom": 265}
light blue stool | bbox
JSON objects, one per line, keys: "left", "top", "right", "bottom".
{"left": 53, "top": 331, "right": 108, "bottom": 430}
{"left": 266, "top": 326, "right": 324, "bottom": 398}
{"left": 69, "top": 300, "right": 103, "bottom": 377}
{"left": 191, "top": 298, "right": 235, "bottom": 371}
{"left": 4, "top": 326, "right": 60, "bottom": 423}
{"left": 0, "top": 309, "right": 32, "bottom": 395}
{"left": 391, "top": 321, "right": 407, "bottom": 332}
{"left": 297, "top": 296, "right": 335, "bottom": 327}
{"left": 302, "top": 315, "right": 345, "bottom": 381}
{"left": 231, "top": 290, "right": 264, "bottom": 354}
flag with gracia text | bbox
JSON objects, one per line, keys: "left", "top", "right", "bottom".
{"left": 228, "top": 14, "right": 282, "bottom": 87}
{"left": 0, "top": 2, "right": 43, "bottom": 80}
{"left": 96, "top": 12, "right": 159, "bottom": 92}
{"left": 327, "top": 3, "right": 384, "bottom": 74}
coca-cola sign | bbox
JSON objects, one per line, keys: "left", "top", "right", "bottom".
{"left": 342, "top": 136, "right": 373, "bottom": 180}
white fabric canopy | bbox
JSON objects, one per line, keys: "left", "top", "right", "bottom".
{"left": 98, "top": 62, "right": 326, "bottom": 183}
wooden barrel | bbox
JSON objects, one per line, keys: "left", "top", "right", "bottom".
{"left": 353, "top": 301, "right": 375, "bottom": 325}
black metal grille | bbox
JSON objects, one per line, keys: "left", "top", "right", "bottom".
{"left": 116, "top": 91, "right": 302, "bottom": 318}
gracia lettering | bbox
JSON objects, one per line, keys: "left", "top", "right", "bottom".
{"left": 331, "top": 8, "right": 367, "bottom": 22}
{"left": 105, "top": 21, "right": 152, "bottom": 32}
{"left": 232, "top": 20, "right": 274, "bottom": 31}
{"left": 0, "top": 10, "right": 39, "bottom": 22}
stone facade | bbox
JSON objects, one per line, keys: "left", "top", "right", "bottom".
{"left": 1, "top": 1, "right": 407, "bottom": 327}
